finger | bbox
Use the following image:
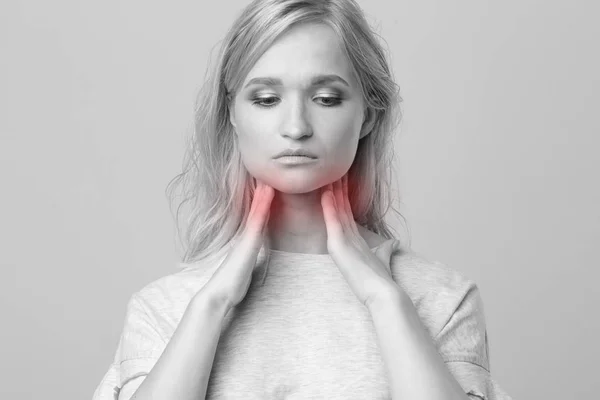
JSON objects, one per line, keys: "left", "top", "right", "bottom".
{"left": 247, "top": 181, "right": 263, "bottom": 223}
{"left": 247, "top": 181, "right": 274, "bottom": 236}
{"left": 342, "top": 174, "right": 359, "bottom": 236}
{"left": 321, "top": 183, "right": 343, "bottom": 237}
{"left": 261, "top": 208, "right": 270, "bottom": 237}
{"left": 333, "top": 177, "right": 349, "bottom": 232}
{"left": 324, "top": 183, "right": 336, "bottom": 212}
{"left": 257, "top": 182, "right": 274, "bottom": 229}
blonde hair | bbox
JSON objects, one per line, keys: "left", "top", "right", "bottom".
{"left": 166, "top": 0, "right": 410, "bottom": 278}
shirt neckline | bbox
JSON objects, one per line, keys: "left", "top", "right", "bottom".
{"left": 179, "top": 238, "right": 399, "bottom": 270}
{"left": 267, "top": 238, "right": 397, "bottom": 260}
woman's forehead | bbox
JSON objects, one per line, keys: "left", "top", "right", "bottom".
{"left": 243, "top": 26, "right": 356, "bottom": 89}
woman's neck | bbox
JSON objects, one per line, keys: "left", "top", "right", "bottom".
{"left": 265, "top": 189, "right": 329, "bottom": 254}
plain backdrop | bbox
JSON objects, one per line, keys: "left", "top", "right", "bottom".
{"left": 1, "top": 0, "right": 598, "bottom": 399}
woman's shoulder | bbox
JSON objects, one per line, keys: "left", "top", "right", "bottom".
{"left": 358, "top": 226, "right": 477, "bottom": 294}
{"left": 128, "top": 263, "right": 217, "bottom": 318}
{"left": 391, "top": 246, "right": 478, "bottom": 301}
{"left": 389, "top": 246, "right": 481, "bottom": 335}
{"left": 390, "top": 246, "right": 476, "bottom": 290}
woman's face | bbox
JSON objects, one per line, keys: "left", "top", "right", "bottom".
{"left": 230, "top": 23, "right": 371, "bottom": 194}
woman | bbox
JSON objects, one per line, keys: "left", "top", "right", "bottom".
{"left": 93, "top": 0, "right": 512, "bottom": 399}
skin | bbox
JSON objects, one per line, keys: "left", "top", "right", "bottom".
{"left": 229, "top": 22, "right": 384, "bottom": 254}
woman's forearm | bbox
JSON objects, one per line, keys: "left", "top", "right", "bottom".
{"left": 368, "top": 290, "right": 469, "bottom": 400}
{"left": 131, "top": 290, "right": 230, "bottom": 400}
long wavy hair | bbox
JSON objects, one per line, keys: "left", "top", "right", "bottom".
{"left": 166, "top": 0, "right": 410, "bottom": 278}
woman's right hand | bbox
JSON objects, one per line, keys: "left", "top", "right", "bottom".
{"left": 200, "top": 179, "right": 274, "bottom": 311}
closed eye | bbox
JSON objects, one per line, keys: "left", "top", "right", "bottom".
{"left": 251, "top": 96, "right": 342, "bottom": 108}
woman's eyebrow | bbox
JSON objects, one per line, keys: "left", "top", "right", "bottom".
{"left": 243, "top": 74, "right": 350, "bottom": 89}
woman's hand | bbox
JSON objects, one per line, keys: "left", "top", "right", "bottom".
{"left": 200, "top": 180, "right": 274, "bottom": 311}
{"left": 320, "top": 174, "right": 401, "bottom": 311}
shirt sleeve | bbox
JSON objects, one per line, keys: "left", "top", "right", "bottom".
{"left": 435, "top": 282, "right": 513, "bottom": 400}
{"left": 92, "top": 293, "right": 167, "bottom": 400}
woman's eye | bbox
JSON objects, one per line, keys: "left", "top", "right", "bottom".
{"left": 251, "top": 96, "right": 342, "bottom": 108}
{"left": 317, "top": 97, "right": 342, "bottom": 107}
{"left": 252, "top": 97, "right": 278, "bottom": 107}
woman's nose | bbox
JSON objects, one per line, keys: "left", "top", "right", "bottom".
{"left": 281, "top": 99, "right": 313, "bottom": 139}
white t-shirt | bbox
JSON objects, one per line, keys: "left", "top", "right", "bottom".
{"left": 92, "top": 239, "right": 512, "bottom": 400}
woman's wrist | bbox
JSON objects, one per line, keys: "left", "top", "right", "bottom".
{"left": 192, "top": 288, "right": 232, "bottom": 318}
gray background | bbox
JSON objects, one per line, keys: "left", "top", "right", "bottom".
{"left": 2, "top": 0, "right": 598, "bottom": 399}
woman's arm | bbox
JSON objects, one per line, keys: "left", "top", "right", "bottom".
{"left": 130, "top": 290, "right": 230, "bottom": 400}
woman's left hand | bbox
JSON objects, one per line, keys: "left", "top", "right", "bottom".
{"left": 321, "top": 174, "right": 402, "bottom": 311}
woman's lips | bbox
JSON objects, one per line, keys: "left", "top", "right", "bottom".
{"left": 274, "top": 155, "right": 319, "bottom": 165}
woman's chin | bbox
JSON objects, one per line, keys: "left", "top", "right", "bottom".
{"left": 257, "top": 178, "right": 322, "bottom": 195}
{"left": 271, "top": 184, "right": 322, "bottom": 195}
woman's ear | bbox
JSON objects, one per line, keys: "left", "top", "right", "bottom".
{"left": 359, "top": 107, "right": 376, "bottom": 139}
